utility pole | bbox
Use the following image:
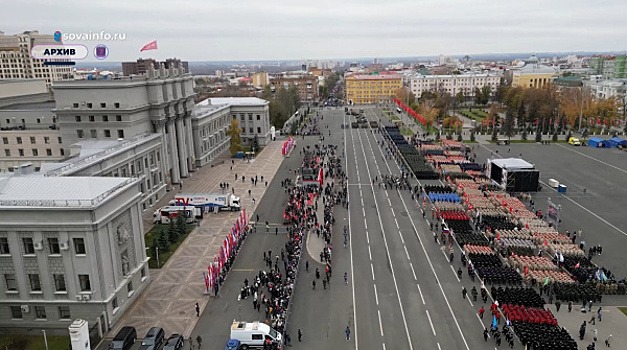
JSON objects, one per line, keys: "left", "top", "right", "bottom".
{"left": 42, "top": 330, "right": 49, "bottom": 350}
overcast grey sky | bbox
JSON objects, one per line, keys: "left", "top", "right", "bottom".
{"left": 3, "top": 0, "right": 626, "bottom": 61}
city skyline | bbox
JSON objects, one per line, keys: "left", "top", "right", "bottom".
{"left": 2, "top": 0, "right": 626, "bottom": 61}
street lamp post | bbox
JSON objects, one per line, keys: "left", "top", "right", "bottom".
{"left": 155, "top": 246, "right": 160, "bottom": 267}
{"left": 42, "top": 330, "right": 49, "bottom": 350}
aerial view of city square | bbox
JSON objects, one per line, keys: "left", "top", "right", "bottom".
{"left": 1, "top": 1, "right": 627, "bottom": 349}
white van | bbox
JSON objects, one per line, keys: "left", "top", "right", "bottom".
{"left": 230, "top": 321, "right": 282, "bottom": 348}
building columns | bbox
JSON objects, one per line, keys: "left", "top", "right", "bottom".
{"left": 153, "top": 120, "right": 171, "bottom": 185}
{"left": 184, "top": 114, "right": 195, "bottom": 171}
{"left": 175, "top": 116, "right": 189, "bottom": 178}
{"left": 166, "top": 119, "right": 181, "bottom": 184}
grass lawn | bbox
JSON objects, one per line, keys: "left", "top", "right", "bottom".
{"left": 464, "top": 140, "right": 479, "bottom": 144}
{"left": 145, "top": 224, "right": 195, "bottom": 269}
{"left": 619, "top": 307, "right": 627, "bottom": 317}
{"left": 0, "top": 334, "right": 70, "bottom": 350}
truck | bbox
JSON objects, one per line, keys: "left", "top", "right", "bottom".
{"left": 230, "top": 321, "right": 282, "bottom": 349}
{"left": 169, "top": 193, "right": 241, "bottom": 212}
{"left": 568, "top": 137, "right": 581, "bottom": 146}
{"left": 153, "top": 206, "right": 201, "bottom": 224}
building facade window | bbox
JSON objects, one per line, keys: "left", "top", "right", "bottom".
{"left": 76, "top": 130, "right": 84, "bottom": 139}
{"left": 30, "top": 137, "right": 36, "bottom": 144}
{"left": 10, "top": 306, "right": 22, "bottom": 319}
{"left": 114, "top": 102, "right": 120, "bottom": 108}
{"left": 18, "top": 149, "right": 24, "bottom": 157}
{"left": 48, "top": 238, "right": 60, "bottom": 254}
{"left": 16, "top": 137, "right": 22, "bottom": 144}
{"left": 46, "top": 149, "right": 52, "bottom": 156}
{"left": 0, "top": 237, "right": 9, "bottom": 254}
{"left": 4, "top": 274, "right": 17, "bottom": 291}
{"left": 78, "top": 274, "right": 91, "bottom": 292}
{"left": 104, "top": 130, "right": 111, "bottom": 138}
{"left": 4, "top": 149, "right": 9, "bottom": 157}
{"left": 23, "top": 237, "right": 34, "bottom": 254}
{"left": 100, "top": 103, "right": 106, "bottom": 108}
{"left": 116, "top": 115, "right": 122, "bottom": 121}
{"left": 73, "top": 238, "right": 86, "bottom": 254}
{"left": 2, "top": 137, "right": 7, "bottom": 144}
{"left": 44, "top": 136, "right": 50, "bottom": 144}
{"left": 75, "top": 116, "right": 81, "bottom": 122}
{"left": 34, "top": 306, "right": 47, "bottom": 319}
{"left": 102, "top": 115, "right": 109, "bottom": 122}
{"left": 53, "top": 274, "right": 66, "bottom": 292}
{"left": 90, "top": 129, "right": 97, "bottom": 138}
{"left": 117, "top": 130, "right": 124, "bottom": 138}
{"left": 28, "top": 274, "right": 41, "bottom": 291}
{"left": 32, "top": 149, "right": 38, "bottom": 156}
{"left": 58, "top": 306, "right": 71, "bottom": 320}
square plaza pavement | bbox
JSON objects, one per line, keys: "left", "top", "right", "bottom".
{"left": 102, "top": 140, "right": 286, "bottom": 344}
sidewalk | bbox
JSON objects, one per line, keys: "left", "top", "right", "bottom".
{"left": 107, "top": 141, "right": 285, "bottom": 340}
{"left": 547, "top": 303, "right": 627, "bottom": 348}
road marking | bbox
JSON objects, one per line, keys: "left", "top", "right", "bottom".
{"left": 395, "top": 220, "right": 400, "bottom": 229}
{"left": 556, "top": 143, "right": 627, "bottom": 175}
{"left": 390, "top": 207, "right": 395, "bottom": 216}
{"left": 354, "top": 120, "right": 414, "bottom": 350}
{"left": 373, "top": 283, "right": 379, "bottom": 305}
{"left": 417, "top": 283, "right": 426, "bottom": 305}
{"left": 467, "top": 296, "right": 474, "bottom": 307}
{"left": 425, "top": 309, "right": 437, "bottom": 336}
{"left": 398, "top": 231, "right": 405, "bottom": 245}
{"left": 539, "top": 180, "right": 627, "bottom": 237}
{"left": 369, "top": 128, "right": 471, "bottom": 350}
{"left": 410, "top": 262, "right": 417, "bottom": 281}
{"left": 437, "top": 343, "right": 442, "bottom": 350}
{"left": 362, "top": 208, "right": 366, "bottom": 216}
{"left": 382, "top": 343, "right": 386, "bottom": 350}
{"left": 344, "top": 113, "right": 359, "bottom": 350}
{"left": 451, "top": 265, "right": 460, "bottom": 281}
{"left": 404, "top": 245, "right": 411, "bottom": 260}
{"left": 366, "top": 231, "right": 370, "bottom": 245}
{"left": 360, "top": 198, "right": 364, "bottom": 206}
{"left": 371, "top": 263, "right": 376, "bottom": 281}
{"left": 378, "top": 309, "right": 384, "bottom": 337}
{"left": 364, "top": 219, "right": 368, "bottom": 230}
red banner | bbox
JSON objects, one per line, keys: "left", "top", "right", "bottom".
{"left": 392, "top": 98, "right": 426, "bottom": 126}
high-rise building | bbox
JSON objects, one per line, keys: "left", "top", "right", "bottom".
{"left": 0, "top": 30, "right": 74, "bottom": 88}
{"left": 121, "top": 58, "right": 189, "bottom": 76}
{"left": 252, "top": 72, "right": 270, "bottom": 89}
{"left": 345, "top": 73, "right": 403, "bottom": 104}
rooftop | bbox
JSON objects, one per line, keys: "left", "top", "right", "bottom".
{"left": 198, "top": 97, "right": 269, "bottom": 107}
{"left": 0, "top": 175, "right": 135, "bottom": 208}
{"left": 0, "top": 101, "right": 55, "bottom": 111}
{"left": 347, "top": 74, "right": 403, "bottom": 80}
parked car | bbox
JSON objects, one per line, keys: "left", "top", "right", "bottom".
{"left": 163, "top": 334, "right": 184, "bottom": 350}
{"left": 140, "top": 327, "right": 165, "bottom": 350}
{"left": 224, "top": 339, "right": 241, "bottom": 350}
{"left": 109, "top": 326, "right": 137, "bottom": 350}
{"left": 568, "top": 137, "right": 581, "bottom": 146}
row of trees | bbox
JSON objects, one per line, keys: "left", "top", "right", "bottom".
{"left": 319, "top": 72, "right": 341, "bottom": 99}
{"left": 261, "top": 85, "right": 301, "bottom": 129}
{"left": 149, "top": 216, "right": 190, "bottom": 267}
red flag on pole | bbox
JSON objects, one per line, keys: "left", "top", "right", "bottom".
{"left": 140, "top": 40, "right": 158, "bottom": 52}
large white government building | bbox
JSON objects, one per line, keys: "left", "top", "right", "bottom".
{"left": 0, "top": 169, "right": 148, "bottom": 337}
{"left": 0, "top": 62, "right": 272, "bottom": 333}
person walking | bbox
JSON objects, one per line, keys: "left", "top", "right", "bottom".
{"left": 345, "top": 326, "right": 351, "bottom": 341}
{"left": 597, "top": 307, "right": 602, "bottom": 322}
{"left": 305, "top": 260, "right": 309, "bottom": 272}
{"left": 483, "top": 328, "right": 489, "bottom": 342}
{"left": 298, "top": 329, "right": 303, "bottom": 342}
{"left": 312, "top": 280, "right": 316, "bottom": 290}
{"left": 462, "top": 286, "right": 467, "bottom": 299}
{"left": 555, "top": 300, "right": 561, "bottom": 312}
{"left": 344, "top": 272, "right": 348, "bottom": 285}
{"left": 478, "top": 306, "right": 485, "bottom": 319}
{"left": 195, "top": 302, "right": 200, "bottom": 317}
{"left": 196, "top": 335, "right": 203, "bottom": 349}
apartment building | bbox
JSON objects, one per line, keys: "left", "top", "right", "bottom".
{"left": 0, "top": 30, "right": 74, "bottom": 88}
{"left": 409, "top": 73, "right": 501, "bottom": 98}
{"left": 345, "top": 73, "right": 403, "bottom": 104}
{"left": 270, "top": 75, "right": 319, "bottom": 102}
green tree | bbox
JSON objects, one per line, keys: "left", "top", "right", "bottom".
{"left": 473, "top": 87, "right": 483, "bottom": 106}
{"left": 491, "top": 126, "right": 498, "bottom": 141}
{"left": 157, "top": 225, "right": 170, "bottom": 251}
{"left": 168, "top": 220, "right": 178, "bottom": 244}
{"left": 480, "top": 85, "right": 492, "bottom": 105}
{"left": 228, "top": 119, "right": 243, "bottom": 156}
{"left": 175, "top": 215, "right": 189, "bottom": 238}
{"left": 502, "top": 111, "right": 515, "bottom": 139}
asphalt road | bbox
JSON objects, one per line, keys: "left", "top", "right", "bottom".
{"left": 474, "top": 141, "right": 627, "bottom": 281}
{"left": 196, "top": 106, "right": 530, "bottom": 350}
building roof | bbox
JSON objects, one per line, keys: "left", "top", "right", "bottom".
{"left": 347, "top": 74, "right": 403, "bottom": 80}
{"left": 0, "top": 175, "right": 134, "bottom": 208}
{"left": 516, "top": 63, "right": 558, "bottom": 75}
{"left": 411, "top": 73, "right": 501, "bottom": 79}
{"left": 199, "top": 97, "right": 269, "bottom": 107}
{"left": 0, "top": 101, "right": 55, "bottom": 111}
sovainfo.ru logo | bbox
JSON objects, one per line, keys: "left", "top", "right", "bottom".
{"left": 53, "top": 30, "right": 126, "bottom": 42}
